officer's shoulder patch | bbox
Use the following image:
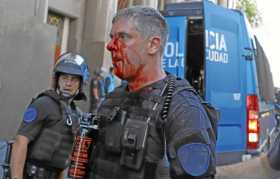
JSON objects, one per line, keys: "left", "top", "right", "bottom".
{"left": 177, "top": 143, "right": 210, "bottom": 176}
{"left": 23, "top": 107, "right": 38, "bottom": 123}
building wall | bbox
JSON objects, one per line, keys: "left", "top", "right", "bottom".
{"left": 0, "top": 0, "right": 37, "bottom": 24}
{"left": 48, "top": 0, "right": 82, "bottom": 18}
{"left": 81, "top": 0, "right": 117, "bottom": 71}
{"left": 0, "top": 0, "right": 56, "bottom": 139}
{"left": 48, "top": 0, "right": 86, "bottom": 53}
{"left": 218, "top": 0, "right": 238, "bottom": 8}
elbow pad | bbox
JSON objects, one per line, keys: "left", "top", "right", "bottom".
{"left": 168, "top": 129, "right": 215, "bottom": 177}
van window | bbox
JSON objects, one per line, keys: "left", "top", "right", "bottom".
{"left": 254, "top": 37, "right": 274, "bottom": 102}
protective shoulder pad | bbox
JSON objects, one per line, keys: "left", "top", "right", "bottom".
{"left": 36, "top": 89, "right": 61, "bottom": 103}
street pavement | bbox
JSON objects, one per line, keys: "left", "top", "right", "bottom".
{"left": 216, "top": 154, "right": 280, "bottom": 179}
{"left": 155, "top": 155, "right": 280, "bottom": 179}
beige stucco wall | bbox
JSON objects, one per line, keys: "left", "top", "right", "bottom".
{"left": 0, "top": 0, "right": 56, "bottom": 139}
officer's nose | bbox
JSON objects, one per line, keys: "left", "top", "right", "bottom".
{"left": 106, "top": 37, "right": 118, "bottom": 52}
{"left": 65, "top": 79, "right": 72, "bottom": 86}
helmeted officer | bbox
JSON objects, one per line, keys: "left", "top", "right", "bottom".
{"left": 86, "top": 6, "right": 216, "bottom": 179}
{"left": 10, "top": 52, "right": 89, "bottom": 179}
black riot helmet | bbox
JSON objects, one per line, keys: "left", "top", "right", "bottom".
{"left": 53, "top": 52, "right": 89, "bottom": 100}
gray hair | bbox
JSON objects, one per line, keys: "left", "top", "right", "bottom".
{"left": 113, "top": 6, "right": 169, "bottom": 52}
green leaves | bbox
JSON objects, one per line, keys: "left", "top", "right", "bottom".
{"left": 236, "top": 0, "right": 262, "bottom": 27}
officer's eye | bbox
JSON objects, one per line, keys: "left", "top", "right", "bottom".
{"left": 60, "top": 75, "right": 68, "bottom": 80}
{"left": 71, "top": 76, "right": 80, "bottom": 83}
{"left": 118, "top": 32, "right": 131, "bottom": 41}
{"left": 109, "top": 33, "right": 113, "bottom": 39}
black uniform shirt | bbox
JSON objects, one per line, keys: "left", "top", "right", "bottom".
{"left": 17, "top": 95, "right": 61, "bottom": 142}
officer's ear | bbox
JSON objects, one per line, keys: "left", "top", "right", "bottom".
{"left": 147, "top": 36, "right": 161, "bottom": 55}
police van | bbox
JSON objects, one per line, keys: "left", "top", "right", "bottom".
{"left": 162, "top": 0, "right": 275, "bottom": 165}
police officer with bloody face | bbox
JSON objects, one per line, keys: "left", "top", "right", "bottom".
{"left": 86, "top": 6, "right": 216, "bottom": 179}
{"left": 10, "top": 53, "right": 89, "bottom": 179}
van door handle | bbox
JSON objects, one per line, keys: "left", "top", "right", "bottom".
{"left": 243, "top": 47, "right": 254, "bottom": 61}
{"left": 242, "top": 54, "right": 253, "bottom": 61}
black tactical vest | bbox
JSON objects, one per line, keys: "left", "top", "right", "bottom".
{"left": 27, "top": 90, "right": 81, "bottom": 169}
{"left": 88, "top": 75, "right": 217, "bottom": 179}
{"left": 87, "top": 79, "right": 169, "bottom": 179}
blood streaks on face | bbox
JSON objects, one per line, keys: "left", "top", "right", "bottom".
{"left": 106, "top": 35, "right": 150, "bottom": 91}
{"left": 107, "top": 37, "right": 127, "bottom": 78}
